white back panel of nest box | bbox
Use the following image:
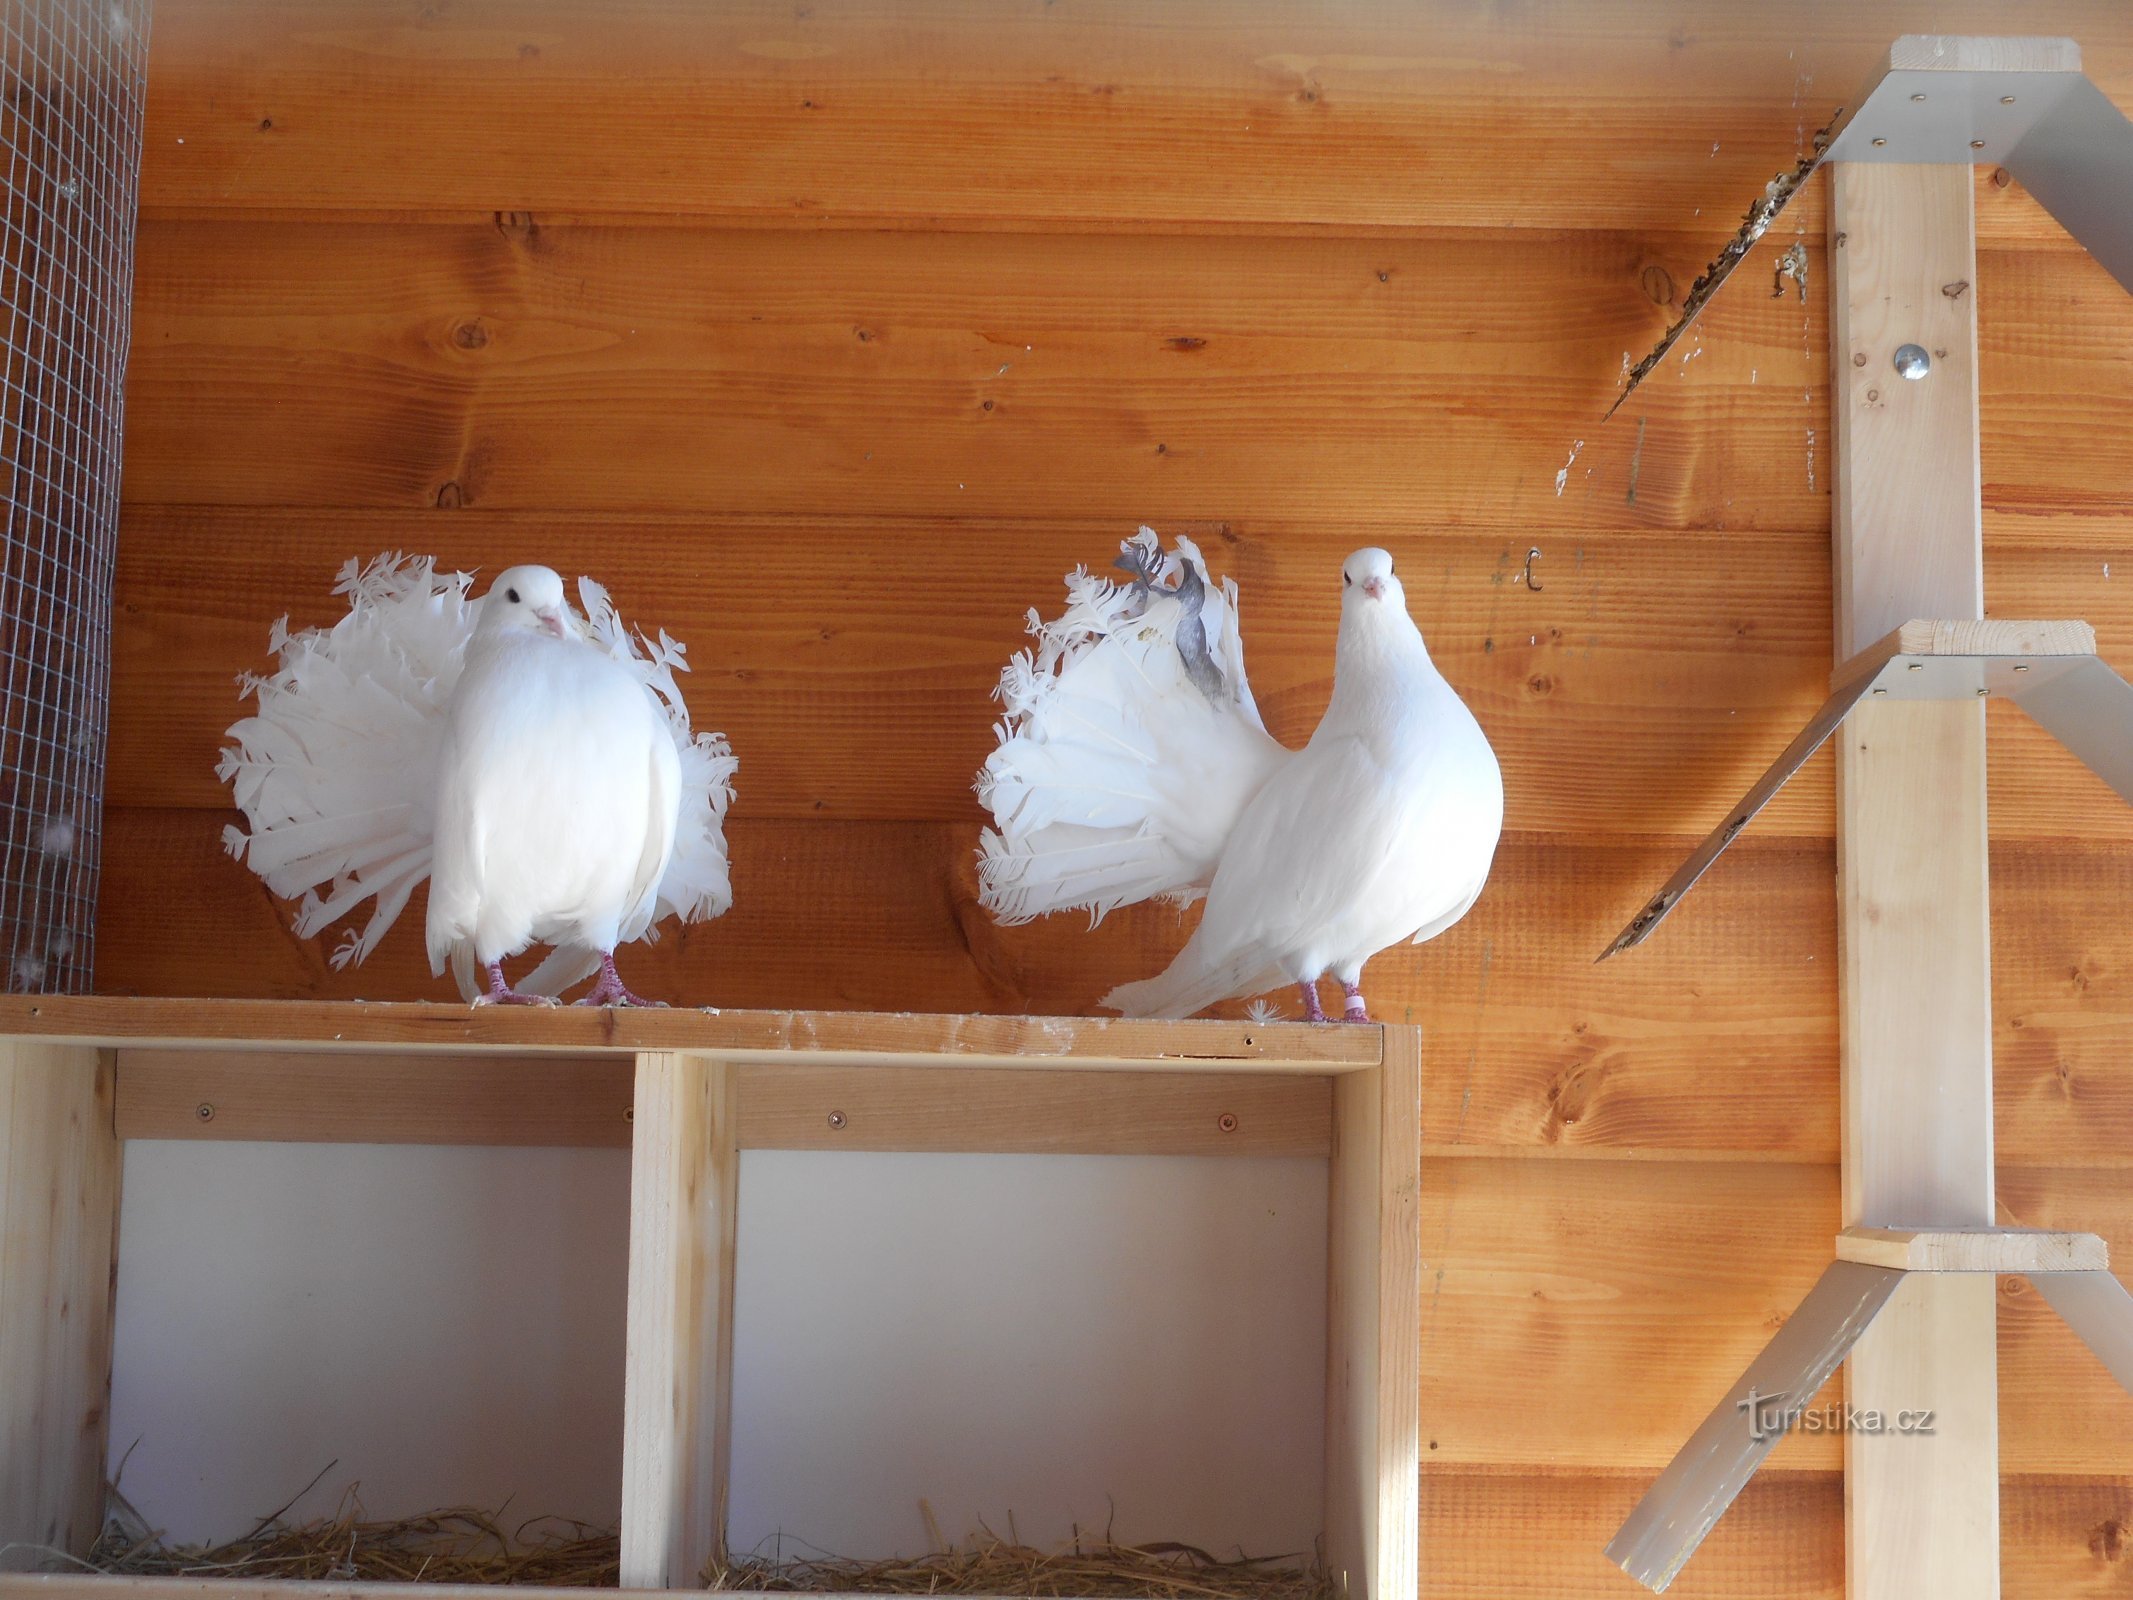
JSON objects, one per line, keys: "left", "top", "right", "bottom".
{"left": 727, "top": 1151, "right": 1328, "bottom": 1562}
{"left": 107, "top": 1145, "right": 1327, "bottom": 1559}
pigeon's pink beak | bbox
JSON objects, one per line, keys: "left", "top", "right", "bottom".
{"left": 1360, "top": 575, "right": 1386, "bottom": 600}
{"left": 536, "top": 607, "right": 566, "bottom": 639}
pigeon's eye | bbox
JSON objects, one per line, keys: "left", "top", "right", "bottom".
{"left": 1343, "top": 574, "right": 1352, "bottom": 586}
{"left": 506, "top": 587, "right": 520, "bottom": 604}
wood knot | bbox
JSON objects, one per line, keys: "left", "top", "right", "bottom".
{"left": 1526, "top": 674, "right": 1554, "bottom": 697}
{"left": 1164, "top": 336, "right": 1206, "bottom": 352}
{"left": 2090, "top": 1519, "right": 2126, "bottom": 1562}
{"left": 1639, "top": 264, "right": 1677, "bottom": 307}
{"left": 451, "top": 319, "right": 489, "bottom": 350}
{"left": 494, "top": 211, "right": 538, "bottom": 246}
{"left": 434, "top": 480, "right": 466, "bottom": 509}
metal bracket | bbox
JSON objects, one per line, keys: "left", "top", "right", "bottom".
{"left": 1600, "top": 619, "right": 2126, "bottom": 959}
{"left": 1609, "top": 1240, "right": 2133, "bottom": 1593}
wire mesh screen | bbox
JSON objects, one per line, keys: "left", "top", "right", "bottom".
{"left": 0, "top": 0, "right": 150, "bottom": 992}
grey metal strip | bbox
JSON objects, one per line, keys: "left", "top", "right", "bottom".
{"left": 1596, "top": 666, "right": 1884, "bottom": 960}
{"left": 2032, "top": 1269, "right": 2133, "bottom": 1398}
{"left": 1605, "top": 1260, "right": 1906, "bottom": 1593}
{"left": 2010, "top": 654, "right": 2133, "bottom": 807}
{"left": 2006, "top": 77, "right": 2133, "bottom": 300}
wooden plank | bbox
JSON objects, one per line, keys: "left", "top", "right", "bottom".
{"left": 131, "top": 0, "right": 2133, "bottom": 237}
{"left": 117, "top": 219, "right": 1830, "bottom": 529}
{"left": 1837, "top": 1226, "right": 2107, "bottom": 1274}
{"left": 735, "top": 1064, "right": 1330, "bottom": 1155}
{"left": 112, "top": 1049, "right": 631, "bottom": 1146}
{"left": 89, "top": 808, "right": 2133, "bottom": 1170}
{"left": 619, "top": 1052, "right": 737, "bottom": 1589}
{"left": 1325, "top": 1028, "right": 1420, "bottom": 1600}
{"left": 111, "top": 510, "right": 1845, "bottom": 834}
{"left": 0, "top": 995, "right": 1369, "bottom": 1073}
{"left": 106, "top": 1052, "right": 1331, "bottom": 1154}
{"left": 0, "top": 1045, "right": 118, "bottom": 1568}
{"left": 1829, "top": 159, "right": 1997, "bottom": 1600}
{"left": 1890, "top": 618, "right": 2095, "bottom": 658}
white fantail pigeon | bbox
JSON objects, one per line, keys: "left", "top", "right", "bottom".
{"left": 219, "top": 555, "right": 738, "bottom": 1005}
{"left": 978, "top": 530, "right": 1502, "bottom": 1022}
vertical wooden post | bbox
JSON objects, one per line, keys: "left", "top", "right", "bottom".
{"left": 1828, "top": 162, "right": 2000, "bottom": 1599}
{"left": 0, "top": 1044, "right": 119, "bottom": 1568}
{"left": 1324, "top": 1029, "right": 1420, "bottom": 1600}
{"left": 620, "top": 1051, "right": 739, "bottom": 1589}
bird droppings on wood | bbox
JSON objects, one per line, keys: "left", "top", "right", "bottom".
{"left": 1606, "top": 110, "right": 1839, "bottom": 420}
{"left": 1553, "top": 439, "right": 1583, "bottom": 496}
{"left": 1772, "top": 239, "right": 1808, "bottom": 300}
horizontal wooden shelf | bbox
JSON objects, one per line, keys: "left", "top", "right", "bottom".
{"left": 0, "top": 997, "right": 1376, "bottom": 1073}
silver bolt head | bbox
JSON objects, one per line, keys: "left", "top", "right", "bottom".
{"left": 1893, "top": 344, "right": 1931, "bottom": 380}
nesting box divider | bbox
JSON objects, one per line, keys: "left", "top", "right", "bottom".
{"left": 0, "top": 999, "right": 1416, "bottom": 1600}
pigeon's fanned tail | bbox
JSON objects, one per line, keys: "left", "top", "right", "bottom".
{"left": 976, "top": 528, "right": 1289, "bottom": 927}
{"left": 218, "top": 555, "right": 738, "bottom": 989}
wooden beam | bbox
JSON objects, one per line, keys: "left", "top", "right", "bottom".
{"left": 0, "top": 997, "right": 1374, "bottom": 1074}
{"left": 735, "top": 1064, "right": 1329, "bottom": 1155}
{"left": 1837, "top": 1225, "right": 2107, "bottom": 1273}
{"left": 619, "top": 1053, "right": 737, "bottom": 1590}
{"left": 0, "top": 1045, "right": 119, "bottom": 1569}
{"left": 106, "top": 1052, "right": 1330, "bottom": 1156}
{"left": 112, "top": 1050, "right": 630, "bottom": 1146}
{"left": 1829, "top": 159, "right": 1998, "bottom": 1600}
{"left": 1324, "top": 1027, "right": 1420, "bottom": 1600}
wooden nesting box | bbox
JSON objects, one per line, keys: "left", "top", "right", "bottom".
{"left": 0, "top": 997, "right": 1417, "bottom": 1600}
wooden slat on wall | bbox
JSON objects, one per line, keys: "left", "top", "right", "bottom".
{"left": 136, "top": 0, "right": 2132, "bottom": 241}
{"left": 93, "top": 805, "right": 2133, "bottom": 1173}
{"left": 119, "top": 221, "right": 1830, "bottom": 524}
{"left": 1422, "top": 1473, "right": 2133, "bottom": 1599}
{"left": 110, "top": 509, "right": 1843, "bottom": 831}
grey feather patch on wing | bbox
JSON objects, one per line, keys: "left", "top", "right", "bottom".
{"left": 1171, "top": 561, "right": 1229, "bottom": 705}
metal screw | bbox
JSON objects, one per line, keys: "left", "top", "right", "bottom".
{"left": 1970, "top": 139, "right": 1986, "bottom": 151}
{"left": 195, "top": 1102, "right": 215, "bottom": 1122}
{"left": 1911, "top": 93, "right": 1927, "bottom": 102}
{"left": 1872, "top": 687, "right": 1889, "bottom": 696}
{"left": 827, "top": 1109, "right": 847, "bottom": 1130}
{"left": 1893, "top": 344, "right": 1931, "bottom": 380}
{"left": 1217, "top": 1113, "right": 1239, "bottom": 1133}
{"left": 1976, "top": 686, "right": 1989, "bottom": 697}
{"left": 1872, "top": 137, "right": 1888, "bottom": 148}
{"left": 2013, "top": 663, "right": 2030, "bottom": 672}
{"left": 2002, "top": 95, "right": 2017, "bottom": 105}
{"left": 1908, "top": 662, "right": 1925, "bottom": 673}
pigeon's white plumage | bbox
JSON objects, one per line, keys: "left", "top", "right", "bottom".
{"left": 219, "top": 554, "right": 737, "bottom": 1003}
{"left": 978, "top": 532, "right": 1501, "bottom": 1021}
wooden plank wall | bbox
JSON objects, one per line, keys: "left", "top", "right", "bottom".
{"left": 103, "top": 2, "right": 2133, "bottom": 1593}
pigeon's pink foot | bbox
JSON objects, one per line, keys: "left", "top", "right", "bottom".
{"left": 573, "top": 951, "right": 667, "bottom": 1008}
{"left": 476, "top": 962, "right": 561, "bottom": 1007}
{"left": 1341, "top": 981, "right": 1371, "bottom": 1023}
{"left": 1296, "top": 981, "right": 1328, "bottom": 1023}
